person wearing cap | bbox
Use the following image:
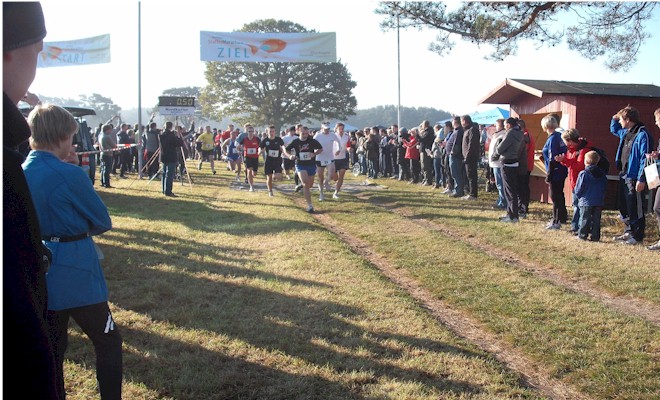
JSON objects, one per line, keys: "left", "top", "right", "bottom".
{"left": 3, "top": 2, "right": 60, "bottom": 398}
{"left": 314, "top": 123, "right": 340, "bottom": 201}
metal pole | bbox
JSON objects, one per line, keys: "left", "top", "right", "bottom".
{"left": 397, "top": 11, "right": 401, "bottom": 131}
{"left": 137, "top": 1, "right": 144, "bottom": 178}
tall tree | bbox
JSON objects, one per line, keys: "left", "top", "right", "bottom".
{"left": 376, "top": 2, "right": 656, "bottom": 72}
{"left": 200, "top": 19, "right": 357, "bottom": 131}
{"left": 78, "top": 93, "right": 121, "bottom": 126}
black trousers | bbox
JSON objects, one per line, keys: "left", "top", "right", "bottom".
{"left": 502, "top": 165, "right": 519, "bottom": 219}
{"left": 464, "top": 159, "right": 479, "bottom": 197}
{"left": 517, "top": 172, "right": 531, "bottom": 214}
{"left": 409, "top": 158, "right": 421, "bottom": 182}
{"left": 421, "top": 152, "right": 433, "bottom": 184}
{"left": 48, "top": 302, "right": 122, "bottom": 400}
{"left": 549, "top": 179, "right": 567, "bottom": 224}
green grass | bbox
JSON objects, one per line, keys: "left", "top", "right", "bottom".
{"left": 59, "top": 164, "right": 658, "bottom": 399}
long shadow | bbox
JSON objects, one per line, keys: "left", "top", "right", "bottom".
{"left": 65, "top": 325, "right": 366, "bottom": 400}
{"left": 100, "top": 227, "right": 331, "bottom": 290}
{"left": 88, "top": 236, "right": 496, "bottom": 398}
{"left": 98, "top": 190, "right": 320, "bottom": 237}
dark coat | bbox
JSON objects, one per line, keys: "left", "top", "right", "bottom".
{"left": 462, "top": 123, "right": 481, "bottom": 163}
{"left": 3, "top": 92, "right": 60, "bottom": 399}
{"left": 159, "top": 130, "right": 184, "bottom": 163}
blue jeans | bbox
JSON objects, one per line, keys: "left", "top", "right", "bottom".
{"left": 493, "top": 167, "right": 507, "bottom": 207}
{"left": 101, "top": 155, "right": 113, "bottom": 187}
{"left": 367, "top": 159, "right": 379, "bottom": 178}
{"left": 571, "top": 193, "right": 580, "bottom": 232}
{"left": 433, "top": 158, "right": 444, "bottom": 186}
{"left": 162, "top": 162, "right": 176, "bottom": 195}
{"left": 358, "top": 153, "right": 367, "bottom": 175}
{"left": 449, "top": 156, "right": 464, "bottom": 196}
{"left": 578, "top": 205, "right": 602, "bottom": 241}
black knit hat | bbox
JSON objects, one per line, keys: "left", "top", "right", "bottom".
{"left": 3, "top": 2, "right": 47, "bottom": 52}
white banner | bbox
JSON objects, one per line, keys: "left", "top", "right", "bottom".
{"left": 200, "top": 31, "right": 336, "bottom": 63}
{"left": 38, "top": 34, "right": 111, "bottom": 68}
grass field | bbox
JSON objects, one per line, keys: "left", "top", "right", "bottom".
{"left": 63, "top": 161, "right": 659, "bottom": 399}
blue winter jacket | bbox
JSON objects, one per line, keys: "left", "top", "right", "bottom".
{"left": 574, "top": 165, "right": 608, "bottom": 207}
{"left": 23, "top": 151, "right": 112, "bottom": 311}
{"left": 541, "top": 131, "right": 568, "bottom": 182}
{"left": 610, "top": 119, "right": 653, "bottom": 182}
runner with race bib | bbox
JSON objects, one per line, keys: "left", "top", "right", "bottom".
{"left": 259, "top": 125, "right": 285, "bottom": 197}
{"left": 283, "top": 126, "right": 323, "bottom": 212}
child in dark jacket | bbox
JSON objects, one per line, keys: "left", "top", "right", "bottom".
{"left": 574, "top": 150, "right": 608, "bottom": 241}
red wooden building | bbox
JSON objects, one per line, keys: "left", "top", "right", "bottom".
{"left": 479, "top": 79, "right": 660, "bottom": 208}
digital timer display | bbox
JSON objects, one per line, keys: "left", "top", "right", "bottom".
{"left": 158, "top": 96, "right": 195, "bottom": 107}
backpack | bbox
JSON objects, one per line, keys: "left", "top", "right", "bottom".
{"left": 588, "top": 146, "right": 610, "bottom": 174}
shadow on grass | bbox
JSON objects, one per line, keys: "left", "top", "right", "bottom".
{"left": 98, "top": 190, "right": 318, "bottom": 236}
{"left": 69, "top": 227, "right": 492, "bottom": 399}
{"left": 101, "top": 226, "right": 330, "bottom": 290}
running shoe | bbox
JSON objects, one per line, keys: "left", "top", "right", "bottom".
{"left": 306, "top": 205, "right": 314, "bottom": 213}
{"left": 332, "top": 191, "right": 339, "bottom": 199}
{"left": 613, "top": 232, "right": 630, "bottom": 241}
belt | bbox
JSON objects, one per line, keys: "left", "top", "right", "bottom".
{"left": 42, "top": 232, "right": 90, "bottom": 243}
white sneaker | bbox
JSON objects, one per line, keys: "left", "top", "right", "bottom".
{"left": 647, "top": 240, "right": 660, "bottom": 251}
{"left": 613, "top": 232, "right": 630, "bottom": 241}
{"left": 249, "top": 186, "right": 254, "bottom": 192}
{"left": 621, "top": 237, "right": 641, "bottom": 245}
{"left": 499, "top": 216, "right": 519, "bottom": 223}
{"left": 332, "top": 191, "right": 339, "bottom": 199}
{"left": 319, "top": 192, "right": 325, "bottom": 201}
{"left": 545, "top": 223, "right": 561, "bottom": 230}
{"left": 306, "top": 205, "right": 314, "bottom": 213}
{"left": 268, "top": 191, "right": 274, "bottom": 197}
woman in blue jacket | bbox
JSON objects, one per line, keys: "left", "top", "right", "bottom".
{"left": 23, "top": 104, "right": 122, "bottom": 400}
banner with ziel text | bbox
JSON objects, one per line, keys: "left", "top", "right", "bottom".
{"left": 200, "top": 31, "right": 336, "bottom": 63}
{"left": 37, "top": 34, "right": 111, "bottom": 68}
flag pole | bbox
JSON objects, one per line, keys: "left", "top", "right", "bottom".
{"left": 396, "top": 11, "right": 401, "bottom": 131}
{"left": 137, "top": 0, "right": 144, "bottom": 178}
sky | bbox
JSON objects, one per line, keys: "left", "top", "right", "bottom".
{"left": 28, "top": 0, "right": 660, "bottom": 116}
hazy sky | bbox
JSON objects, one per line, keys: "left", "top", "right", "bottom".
{"left": 29, "top": 0, "right": 660, "bottom": 115}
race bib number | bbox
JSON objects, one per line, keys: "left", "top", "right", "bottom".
{"left": 319, "top": 160, "right": 331, "bottom": 167}
{"left": 299, "top": 152, "right": 312, "bottom": 161}
{"left": 268, "top": 150, "right": 280, "bottom": 158}
{"left": 202, "top": 144, "right": 213, "bottom": 151}
{"left": 247, "top": 148, "right": 257, "bottom": 155}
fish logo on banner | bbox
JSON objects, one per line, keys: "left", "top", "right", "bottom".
{"left": 38, "top": 34, "right": 111, "bottom": 68}
{"left": 200, "top": 32, "right": 336, "bottom": 63}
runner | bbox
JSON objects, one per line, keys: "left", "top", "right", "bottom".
{"left": 283, "top": 126, "right": 323, "bottom": 212}
{"left": 222, "top": 129, "right": 241, "bottom": 181}
{"left": 259, "top": 125, "right": 285, "bottom": 197}
{"left": 239, "top": 126, "right": 260, "bottom": 191}
{"left": 314, "top": 123, "right": 340, "bottom": 201}
{"left": 196, "top": 125, "right": 216, "bottom": 174}
{"left": 331, "top": 122, "right": 351, "bottom": 199}
{"left": 281, "top": 126, "right": 298, "bottom": 180}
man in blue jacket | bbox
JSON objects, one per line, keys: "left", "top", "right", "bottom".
{"left": 610, "top": 106, "right": 654, "bottom": 245}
